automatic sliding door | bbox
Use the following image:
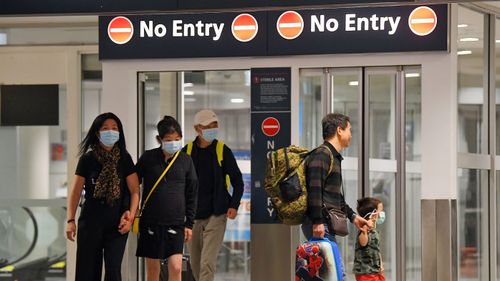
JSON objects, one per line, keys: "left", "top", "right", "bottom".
{"left": 330, "top": 68, "right": 362, "bottom": 281}
{"left": 366, "top": 68, "right": 398, "bottom": 281}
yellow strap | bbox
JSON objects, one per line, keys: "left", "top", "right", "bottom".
{"left": 187, "top": 140, "right": 230, "bottom": 193}
{"left": 216, "top": 140, "right": 224, "bottom": 167}
{"left": 137, "top": 150, "right": 180, "bottom": 217}
{"left": 216, "top": 141, "right": 231, "bottom": 193}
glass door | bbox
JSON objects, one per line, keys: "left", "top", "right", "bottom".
{"left": 138, "top": 70, "right": 251, "bottom": 281}
{"left": 365, "top": 67, "right": 399, "bottom": 281}
{"left": 299, "top": 65, "right": 422, "bottom": 281}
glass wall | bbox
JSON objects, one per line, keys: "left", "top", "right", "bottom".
{"left": 458, "top": 169, "right": 489, "bottom": 281}
{"left": 457, "top": 7, "right": 487, "bottom": 154}
{"left": 0, "top": 84, "right": 69, "bottom": 280}
{"left": 140, "top": 70, "right": 251, "bottom": 281}
{"left": 404, "top": 66, "right": 422, "bottom": 281}
{"left": 299, "top": 70, "right": 323, "bottom": 149}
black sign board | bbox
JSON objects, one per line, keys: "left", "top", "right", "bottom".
{"left": 99, "top": 12, "right": 267, "bottom": 60}
{"left": 1, "top": 85, "right": 59, "bottom": 126}
{"left": 251, "top": 68, "right": 291, "bottom": 224}
{"left": 99, "top": 5, "right": 448, "bottom": 60}
{"left": 251, "top": 68, "right": 291, "bottom": 112}
{"left": 1, "top": 0, "right": 414, "bottom": 15}
{"left": 268, "top": 5, "right": 448, "bottom": 55}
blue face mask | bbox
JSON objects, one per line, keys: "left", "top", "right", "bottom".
{"left": 162, "top": 140, "right": 182, "bottom": 154}
{"left": 377, "top": 211, "right": 386, "bottom": 225}
{"left": 202, "top": 128, "right": 218, "bottom": 142}
{"left": 99, "top": 130, "right": 120, "bottom": 147}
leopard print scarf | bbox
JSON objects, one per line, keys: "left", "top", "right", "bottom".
{"left": 92, "top": 144, "right": 121, "bottom": 206}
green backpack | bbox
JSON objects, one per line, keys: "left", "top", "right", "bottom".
{"left": 264, "top": 145, "right": 333, "bottom": 225}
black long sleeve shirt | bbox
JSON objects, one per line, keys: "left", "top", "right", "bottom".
{"left": 305, "top": 141, "right": 356, "bottom": 225}
{"left": 136, "top": 148, "right": 198, "bottom": 229}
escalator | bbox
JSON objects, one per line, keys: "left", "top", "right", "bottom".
{"left": 0, "top": 206, "right": 66, "bottom": 281}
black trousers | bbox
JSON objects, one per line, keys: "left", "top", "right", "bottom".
{"left": 75, "top": 200, "right": 128, "bottom": 281}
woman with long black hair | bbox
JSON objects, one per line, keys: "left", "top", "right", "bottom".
{"left": 66, "top": 112, "right": 140, "bottom": 281}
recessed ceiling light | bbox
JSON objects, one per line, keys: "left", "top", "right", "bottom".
{"left": 405, "top": 73, "right": 420, "bottom": 78}
{"left": 458, "top": 24, "right": 468, "bottom": 28}
{"left": 183, "top": 83, "right": 194, "bottom": 87}
{"left": 459, "top": 37, "right": 479, "bottom": 42}
{"left": 457, "top": 50, "right": 472, "bottom": 55}
{"left": 145, "top": 86, "right": 155, "bottom": 91}
{"left": 348, "top": 81, "right": 359, "bottom": 86}
{"left": 231, "top": 98, "right": 245, "bottom": 103}
{"left": 496, "top": 40, "right": 500, "bottom": 44}
{"left": 185, "top": 98, "right": 196, "bottom": 102}
{"left": 183, "top": 90, "right": 194, "bottom": 96}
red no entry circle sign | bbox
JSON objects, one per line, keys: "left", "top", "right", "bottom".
{"left": 276, "top": 11, "right": 304, "bottom": 40}
{"left": 108, "top": 16, "right": 134, "bottom": 44}
{"left": 262, "top": 117, "right": 280, "bottom": 137}
{"left": 232, "top": 13, "right": 259, "bottom": 42}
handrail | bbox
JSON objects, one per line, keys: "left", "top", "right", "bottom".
{"left": 1, "top": 207, "right": 39, "bottom": 268}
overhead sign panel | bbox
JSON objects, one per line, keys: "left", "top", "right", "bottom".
{"left": 267, "top": 5, "right": 448, "bottom": 55}
{"left": 99, "top": 4, "right": 448, "bottom": 60}
{"left": 99, "top": 12, "right": 267, "bottom": 59}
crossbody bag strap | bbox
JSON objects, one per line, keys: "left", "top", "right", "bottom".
{"left": 321, "top": 144, "right": 345, "bottom": 212}
{"left": 137, "top": 150, "right": 181, "bottom": 217}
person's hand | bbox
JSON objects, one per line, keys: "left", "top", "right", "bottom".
{"left": 360, "top": 225, "right": 369, "bottom": 234}
{"left": 118, "top": 210, "right": 132, "bottom": 234}
{"left": 66, "top": 221, "right": 76, "bottom": 242}
{"left": 118, "top": 220, "right": 132, "bottom": 234}
{"left": 312, "top": 224, "right": 325, "bottom": 238}
{"left": 184, "top": 228, "right": 192, "bottom": 243}
{"left": 227, "top": 208, "right": 238, "bottom": 220}
{"left": 353, "top": 215, "right": 373, "bottom": 231}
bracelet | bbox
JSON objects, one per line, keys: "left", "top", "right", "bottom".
{"left": 67, "top": 219, "right": 75, "bottom": 224}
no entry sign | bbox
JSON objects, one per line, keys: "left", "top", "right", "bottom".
{"left": 232, "top": 13, "right": 259, "bottom": 42}
{"left": 261, "top": 117, "right": 280, "bottom": 137}
{"left": 408, "top": 6, "right": 437, "bottom": 36}
{"left": 276, "top": 11, "right": 304, "bottom": 40}
{"left": 107, "top": 16, "right": 134, "bottom": 44}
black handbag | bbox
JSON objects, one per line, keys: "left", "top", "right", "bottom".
{"left": 323, "top": 180, "right": 349, "bottom": 237}
{"left": 324, "top": 205, "right": 349, "bottom": 237}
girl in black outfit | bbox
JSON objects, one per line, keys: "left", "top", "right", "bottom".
{"left": 136, "top": 116, "right": 198, "bottom": 281}
{"left": 66, "top": 112, "right": 140, "bottom": 281}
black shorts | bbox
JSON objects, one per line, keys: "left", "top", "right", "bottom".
{"left": 136, "top": 224, "right": 184, "bottom": 259}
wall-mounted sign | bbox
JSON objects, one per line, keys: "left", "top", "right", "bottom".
{"left": 99, "top": 4, "right": 448, "bottom": 60}
{"left": 251, "top": 67, "right": 291, "bottom": 224}
{"left": 1, "top": 0, "right": 414, "bottom": 15}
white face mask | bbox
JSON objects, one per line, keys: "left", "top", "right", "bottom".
{"left": 162, "top": 140, "right": 182, "bottom": 154}
{"left": 99, "top": 130, "right": 120, "bottom": 147}
{"left": 201, "top": 128, "right": 219, "bottom": 142}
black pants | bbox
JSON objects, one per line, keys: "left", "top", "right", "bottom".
{"left": 76, "top": 200, "right": 128, "bottom": 281}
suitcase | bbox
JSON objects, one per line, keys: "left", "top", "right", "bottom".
{"left": 160, "top": 255, "right": 193, "bottom": 281}
{"left": 295, "top": 237, "right": 343, "bottom": 281}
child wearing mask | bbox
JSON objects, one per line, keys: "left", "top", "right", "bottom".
{"left": 353, "top": 197, "right": 386, "bottom": 281}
